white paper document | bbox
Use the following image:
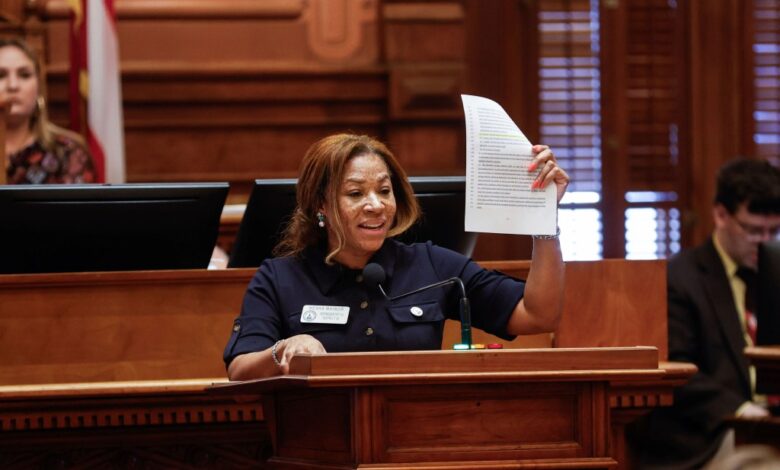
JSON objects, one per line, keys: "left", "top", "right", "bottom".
{"left": 461, "top": 94, "right": 557, "bottom": 236}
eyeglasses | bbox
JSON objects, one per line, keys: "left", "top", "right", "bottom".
{"left": 732, "top": 217, "right": 780, "bottom": 241}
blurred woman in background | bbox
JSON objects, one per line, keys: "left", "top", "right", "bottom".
{"left": 1, "top": 38, "right": 94, "bottom": 184}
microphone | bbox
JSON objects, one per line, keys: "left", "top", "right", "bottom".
{"left": 362, "top": 263, "right": 472, "bottom": 349}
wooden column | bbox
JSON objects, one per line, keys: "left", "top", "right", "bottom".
{"left": 684, "top": 0, "right": 754, "bottom": 245}
{"left": 462, "top": 0, "right": 537, "bottom": 261}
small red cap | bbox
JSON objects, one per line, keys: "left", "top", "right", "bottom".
{"left": 486, "top": 343, "right": 503, "bottom": 349}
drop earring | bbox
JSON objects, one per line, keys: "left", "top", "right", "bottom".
{"left": 316, "top": 212, "right": 326, "bottom": 228}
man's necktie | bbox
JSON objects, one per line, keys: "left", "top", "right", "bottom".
{"left": 736, "top": 267, "right": 758, "bottom": 344}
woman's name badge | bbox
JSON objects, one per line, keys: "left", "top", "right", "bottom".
{"left": 301, "top": 305, "right": 350, "bottom": 324}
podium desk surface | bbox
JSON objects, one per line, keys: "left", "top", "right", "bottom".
{"left": 0, "top": 378, "right": 230, "bottom": 401}
{"left": 745, "top": 346, "right": 780, "bottom": 362}
{"left": 209, "top": 346, "right": 681, "bottom": 394}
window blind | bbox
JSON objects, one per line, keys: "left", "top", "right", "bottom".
{"left": 538, "top": 0, "right": 603, "bottom": 260}
{"left": 754, "top": 0, "right": 780, "bottom": 166}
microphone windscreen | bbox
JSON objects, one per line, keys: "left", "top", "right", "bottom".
{"left": 362, "top": 262, "right": 386, "bottom": 288}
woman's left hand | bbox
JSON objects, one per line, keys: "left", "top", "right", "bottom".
{"left": 529, "top": 145, "right": 570, "bottom": 203}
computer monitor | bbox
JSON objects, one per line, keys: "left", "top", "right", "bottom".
{"left": 0, "top": 183, "right": 229, "bottom": 274}
{"left": 228, "top": 176, "right": 477, "bottom": 268}
{"left": 228, "top": 178, "right": 297, "bottom": 268}
{"left": 396, "top": 176, "right": 478, "bottom": 255}
{"left": 756, "top": 240, "right": 780, "bottom": 347}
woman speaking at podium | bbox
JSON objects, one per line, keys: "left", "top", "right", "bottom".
{"left": 224, "top": 134, "right": 569, "bottom": 380}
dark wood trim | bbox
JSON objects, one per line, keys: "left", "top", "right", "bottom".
{"left": 685, "top": 0, "right": 750, "bottom": 247}
{"left": 39, "top": 0, "right": 305, "bottom": 20}
{"left": 599, "top": 0, "right": 628, "bottom": 259}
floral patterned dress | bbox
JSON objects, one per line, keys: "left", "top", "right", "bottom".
{"left": 6, "top": 135, "right": 96, "bottom": 184}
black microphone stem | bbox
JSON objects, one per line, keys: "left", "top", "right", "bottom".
{"left": 362, "top": 263, "right": 472, "bottom": 349}
{"left": 388, "top": 277, "right": 472, "bottom": 349}
{"left": 460, "top": 297, "right": 472, "bottom": 348}
{"left": 387, "top": 278, "right": 461, "bottom": 301}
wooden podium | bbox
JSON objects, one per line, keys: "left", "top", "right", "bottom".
{"left": 210, "top": 347, "right": 693, "bottom": 469}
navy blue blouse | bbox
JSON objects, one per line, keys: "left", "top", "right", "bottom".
{"left": 223, "top": 239, "right": 525, "bottom": 366}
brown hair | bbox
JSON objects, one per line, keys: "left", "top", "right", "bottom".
{"left": 0, "top": 37, "right": 86, "bottom": 152}
{"left": 715, "top": 158, "right": 780, "bottom": 216}
{"left": 274, "top": 134, "right": 420, "bottom": 263}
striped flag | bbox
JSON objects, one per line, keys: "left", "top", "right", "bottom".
{"left": 68, "top": 0, "right": 125, "bottom": 183}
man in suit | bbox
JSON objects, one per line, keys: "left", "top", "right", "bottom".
{"left": 631, "top": 159, "right": 780, "bottom": 469}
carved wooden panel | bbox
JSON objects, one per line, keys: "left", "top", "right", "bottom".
{"left": 0, "top": 421, "right": 269, "bottom": 468}
{"left": 0, "top": 390, "right": 259, "bottom": 432}
{"left": 378, "top": 383, "right": 589, "bottom": 461}
{"left": 0, "top": 429, "right": 268, "bottom": 469}
{"left": 0, "top": 381, "right": 270, "bottom": 468}
{"left": 41, "top": 0, "right": 378, "bottom": 65}
{"left": 268, "top": 381, "right": 613, "bottom": 468}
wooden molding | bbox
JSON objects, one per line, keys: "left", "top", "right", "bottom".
{"left": 39, "top": 0, "right": 305, "bottom": 19}
{"left": 0, "top": 267, "right": 254, "bottom": 289}
{"left": 389, "top": 65, "right": 464, "bottom": 120}
{"left": 0, "top": 392, "right": 261, "bottom": 432}
{"left": 303, "top": 0, "right": 378, "bottom": 62}
{"left": 383, "top": 2, "right": 464, "bottom": 22}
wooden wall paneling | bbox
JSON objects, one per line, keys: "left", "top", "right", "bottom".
{"left": 739, "top": 0, "right": 757, "bottom": 163}
{"left": 599, "top": 0, "right": 629, "bottom": 259}
{"left": 381, "top": 0, "right": 540, "bottom": 262}
{"left": 0, "top": 267, "right": 270, "bottom": 467}
{"left": 673, "top": 0, "right": 695, "bottom": 250}
{"left": 0, "top": 0, "right": 45, "bottom": 66}
{"left": 384, "top": 122, "right": 463, "bottom": 175}
{"left": 383, "top": 0, "right": 466, "bottom": 183}
{"left": 40, "top": 0, "right": 306, "bottom": 20}
{"left": 382, "top": 0, "right": 466, "bottom": 174}
{"left": 0, "top": 269, "right": 255, "bottom": 385}
{"left": 685, "top": 0, "right": 751, "bottom": 246}
{"left": 37, "top": 0, "right": 385, "bottom": 202}
{"left": 462, "top": 0, "right": 539, "bottom": 138}
{"left": 388, "top": 63, "right": 463, "bottom": 120}
{"left": 554, "top": 259, "right": 668, "bottom": 360}
{"left": 0, "top": 0, "right": 25, "bottom": 25}
{"left": 301, "top": 0, "right": 379, "bottom": 63}
{"left": 443, "top": 259, "right": 668, "bottom": 360}
{"left": 382, "top": 1, "right": 465, "bottom": 63}
{"left": 461, "top": 0, "right": 537, "bottom": 261}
